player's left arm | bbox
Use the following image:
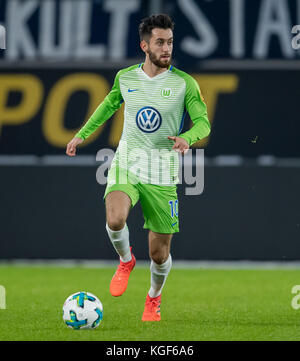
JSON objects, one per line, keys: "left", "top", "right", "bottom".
{"left": 177, "top": 75, "right": 211, "bottom": 147}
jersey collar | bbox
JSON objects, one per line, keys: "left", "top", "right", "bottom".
{"left": 138, "top": 63, "right": 173, "bottom": 80}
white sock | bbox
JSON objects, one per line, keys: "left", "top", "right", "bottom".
{"left": 148, "top": 254, "right": 172, "bottom": 298}
{"left": 105, "top": 222, "right": 132, "bottom": 263}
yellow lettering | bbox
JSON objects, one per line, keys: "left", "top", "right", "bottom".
{"left": 191, "top": 74, "right": 239, "bottom": 147}
{"left": 0, "top": 74, "right": 43, "bottom": 134}
{"left": 43, "top": 73, "right": 109, "bottom": 148}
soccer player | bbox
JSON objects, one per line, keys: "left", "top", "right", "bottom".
{"left": 66, "top": 14, "right": 210, "bottom": 321}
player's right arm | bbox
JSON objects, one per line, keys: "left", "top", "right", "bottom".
{"left": 66, "top": 71, "right": 123, "bottom": 156}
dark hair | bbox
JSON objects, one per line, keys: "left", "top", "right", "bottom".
{"left": 139, "top": 14, "right": 174, "bottom": 41}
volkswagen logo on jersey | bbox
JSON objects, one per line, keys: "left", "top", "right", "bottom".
{"left": 136, "top": 106, "right": 162, "bottom": 133}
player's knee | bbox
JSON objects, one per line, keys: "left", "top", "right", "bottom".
{"left": 106, "top": 216, "right": 126, "bottom": 231}
{"left": 150, "top": 250, "right": 169, "bottom": 265}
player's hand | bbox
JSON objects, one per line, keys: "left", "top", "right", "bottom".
{"left": 66, "top": 137, "right": 83, "bottom": 156}
{"left": 167, "top": 136, "right": 189, "bottom": 155}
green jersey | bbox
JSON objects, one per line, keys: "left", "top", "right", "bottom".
{"left": 76, "top": 63, "right": 210, "bottom": 185}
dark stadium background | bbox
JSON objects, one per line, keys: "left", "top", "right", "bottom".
{"left": 0, "top": 0, "right": 299, "bottom": 261}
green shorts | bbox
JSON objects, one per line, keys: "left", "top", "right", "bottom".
{"left": 103, "top": 166, "right": 179, "bottom": 234}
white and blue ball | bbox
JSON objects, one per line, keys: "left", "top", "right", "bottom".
{"left": 62, "top": 291, "right": 103, "bottom": 330}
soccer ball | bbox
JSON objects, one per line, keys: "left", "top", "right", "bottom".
{"left": 62, "top": 291, "right": 103, "bottom": 330}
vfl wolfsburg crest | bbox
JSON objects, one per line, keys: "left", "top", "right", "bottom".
{"left": 161, "top": 88, "right": 172, "bottom": 98}
{"left": 136, "top": 106, "right": 162, "bottom": 133}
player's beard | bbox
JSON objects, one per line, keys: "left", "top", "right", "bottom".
{"left": 147, "top": 49, "right": 172, "bottom": 68}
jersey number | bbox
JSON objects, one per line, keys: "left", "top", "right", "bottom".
{"left": 169, "top": 200, "right": 178, "bottom": 218}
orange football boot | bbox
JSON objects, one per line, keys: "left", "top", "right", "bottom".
{"left": 109, "top": 248, "right": 136, "bottom": 297}
{"left": 142, "top": 294, "right": 161, "bottom": 321}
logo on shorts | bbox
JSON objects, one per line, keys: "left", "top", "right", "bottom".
{"left": 136, "top": 106, "right": 162, "bottom": 133}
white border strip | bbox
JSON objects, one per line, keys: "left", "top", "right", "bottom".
{"left": 1, "top": 155, "right": 300, "bottom": 167}
{"left": 0, "top": 59, "right": 143, "bottom": 69}
{"left": 1, "top": 259, "right": 300, "bottom": 269}
{"left": 0, "top": 59, "right": 299, "bottom": 70}
{"left": 200, "top": 59, "right": 300, "bottom": 70}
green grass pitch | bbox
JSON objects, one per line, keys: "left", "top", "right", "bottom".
{"left": 0, "top": 265, "right": 300, "bottom": 341}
